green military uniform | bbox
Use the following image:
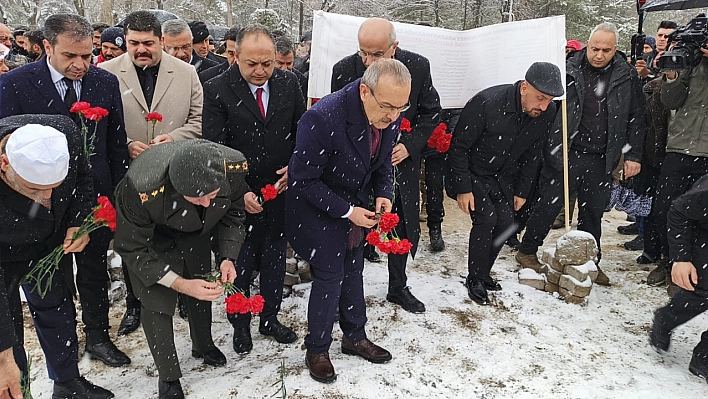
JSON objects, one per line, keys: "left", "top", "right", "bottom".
{"left": 114, "top": 139, "right": 248, "bottom": 382}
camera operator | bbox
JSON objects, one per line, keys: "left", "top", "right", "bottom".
{"left": 645, "top": 18, "right": 708, "bottom": 296}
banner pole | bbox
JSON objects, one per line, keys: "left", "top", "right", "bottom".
{"left": 562, "top": 99, "right": 570, "bottom": 233}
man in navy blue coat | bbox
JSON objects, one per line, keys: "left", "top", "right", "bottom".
{"left": 287, "top": 59, "right": 410, "bottom": 383}
{"left": 0, "top": 13, "right": 130, "bottom": 367}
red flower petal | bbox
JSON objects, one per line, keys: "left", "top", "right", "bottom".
{"left": 378, "top": 212, "right": 400, "bottom": 234}
{"left": 260, "top": 184, "right": 278, "bottom": 201}
{"left": 248, "top": 295, "right": 265, "bottom": 314}
{"left": 70, "top": 101, "right": 91, "bottom": 114}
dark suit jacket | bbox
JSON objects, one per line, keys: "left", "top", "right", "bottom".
{"left": 447, "top": 82, "right": 556, "bottom": 210}
{"left": 331, "top": 49, "right": 441, "bottom": 256}
{"left": 0, "top": 56, "right": 129, "bottom": 200}
{"left": 0, "top": 255, "right": 17, "bottom": 352}
{"left": 199, "top": 62, "right": 229, "bottom": 84}
{"left": 203, "top": 68, "right": 306, "bottom": 240}
{"left": 286, "top": 79, "right": 395, "bottom": 266}
{"left": 190, "top": 50, "right": 219, "bottom": 75}
{"left": 291, "top": 67, "right": 309, "bottom": 99}
{"left": 114, "top": 140, "right": 248, "bottom": 315}
{"left": 207, "top": 51, "right": 228, "bottom": 65}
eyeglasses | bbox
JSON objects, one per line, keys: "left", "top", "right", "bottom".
{"left": 165, "top": 44, "right": 192, "bottom": 54}
{"left": 0, "top": 36, "right": 11, "bottom": 43}
{"left": 357, "top": 44, "right": 392, "bottom": 60}
{"left": 368, "top": 86, "right": 410, "bottom": 114}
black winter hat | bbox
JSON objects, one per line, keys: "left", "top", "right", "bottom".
{"left": 169, "top": 140, "right": 226, "bottom": 197}
{"left": 188, "top": 21, "right": 210, "bottom": 44}
{"left": 525, "top": 62, "right": 564, "bottom": 97}
{"left": 101, "top": 27, "right": 126, "bottom": 51}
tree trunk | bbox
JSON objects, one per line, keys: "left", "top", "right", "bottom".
{"left": 299, "top": 0, "right": 303, "bottom": 39}
{"left": 462, "top": 0, "right": 468, "bottom": 30}
{"left": 99, "top": 0, "right": 114, "bottom": 24}
{"left": 226, "top": 0, "right": 233, "bottom": 26}
{"left": 73, "top": 0, "right": 86, "bottom": 17}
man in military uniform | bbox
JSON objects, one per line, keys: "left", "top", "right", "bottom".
{"left": 114, "top": 139, "right": 248, "bottom": 399}
{"left": 0, "top": 114, "right": 114, "bottom": 398}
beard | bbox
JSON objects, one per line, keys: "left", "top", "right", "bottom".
{"left": 3, "top": 167, "right": 52, "bottom": 209}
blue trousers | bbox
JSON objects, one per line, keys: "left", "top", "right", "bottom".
{"left": 305, "top": 244, "right": 367, "bottom": 353}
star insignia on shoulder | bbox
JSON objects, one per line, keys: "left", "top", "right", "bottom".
{"left": 139, "top": 186, "right": 165, "bottom": 203}
{"left": 225, "top": 161, "right": 249, "bottom": 172}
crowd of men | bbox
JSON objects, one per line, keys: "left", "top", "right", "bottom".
{"left": 0, "top": 9, "right": 706, "bottom": 399}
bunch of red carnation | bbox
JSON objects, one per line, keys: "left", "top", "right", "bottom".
{"left": 260, "top": 184, "right": 278, "bottom": 202}
{"left": 427, "top": 123, "right": 452, "bottom": 153}
{"left": 365, "top": 212, "right": 413, "bottom": 255}
{"left": 70, "top": 101, "right": 110, "bottom": 161}
{"left": 200, "top": 271, "right": 265, "bottom": 315}
{"left": 399, "top": 118, "right": 412, "bottom": 133}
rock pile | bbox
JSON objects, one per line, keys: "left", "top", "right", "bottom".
{"left": 518, "top": 231, "right": 599, "bottom": 305}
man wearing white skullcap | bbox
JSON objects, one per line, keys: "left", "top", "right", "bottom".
{"left": 0, "top": 114, "right": 115, "bottom": 398}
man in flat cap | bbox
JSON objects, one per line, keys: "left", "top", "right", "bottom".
{"left": 515, "top": 23, "right": 646, "bottom": 286}
{"left": 189, "top": 21, "right": 227, "bottom": 65}
{"left": 448, "top": 62, "right": 564, "bottom": 305}
{"left": 114, "top": 139, "right": 248, "bottom": 399}
{"left": 0, "top": 114, "right": 114, "bottom": 398}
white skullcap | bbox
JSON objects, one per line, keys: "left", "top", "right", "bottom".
{"left": 6, "top": 124, "right": 70, "bottom": 185}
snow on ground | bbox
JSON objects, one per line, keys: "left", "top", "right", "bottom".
{"left": 23, "top": 199, "right": 708, "bottom": 398}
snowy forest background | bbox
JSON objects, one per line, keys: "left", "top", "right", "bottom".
{"left": 0, "top": 0, "right": 704, "bottom": 52}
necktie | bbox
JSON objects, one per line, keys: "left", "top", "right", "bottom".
{"left": 144, "top": 69, "right": 155, "bottom": 109}
{"left": 62, "top": 77, "right": 77, "bottom": 109}
{"left": 255, "top": 87, "right": 266, "bottom": 119}
{"left": 370, "top": 126, "right": 381, "bottom": 159}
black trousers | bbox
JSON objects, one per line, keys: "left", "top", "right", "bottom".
{"left": 467, "top": 181, "right": 515, "bottom": 280}
{"left": 650, "top": 153, "right": 708, "bottom": 260}
{"left": 388, "top": 193, "right": 409, "bottom": 290}
{"left": 654, "top": 228, "right": 708, "bottom": 363}
{"left": 519, "top": 151, "right": 612, "bottom": 258}
{"left": 305, "top": 244, "right": 367, "bottom": 353}
{"left": 228, "top": 234, "right": 287, "bottom": 328}
{"left": 424, "top": 154, "right": 446, "bottom": 228}
{"left": 5, "top": 256, "right": 80, "bottom": 383}
{"left": 639, "top": 164, "right": 663, "bottom": 259}
{"left": 73, "top": 227, "right": 112, "bottom": 335}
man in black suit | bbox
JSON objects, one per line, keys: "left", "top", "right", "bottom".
{"left": 203, "top": 24, "right": 305, "bottom": 354}
{"left": 161, "top": 20, "right": 218, "bottom": 75}
{"left": 274, "top": 35, "right": 308, "bottom": 99}
{"left": 189, "top": 21, "right": 227, "bottom": 65}
{"left": 198, "top": 26, "right": 239, "bottom": 84}
{"left": 0, "top": 13, "right": 130, "bottom": 368}
{"left": 331, "top": 17, "right": 441, "bottom": 313}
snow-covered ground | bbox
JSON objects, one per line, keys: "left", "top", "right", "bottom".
{"left": 23, "top": 198, "right": 708, "bottom": 398}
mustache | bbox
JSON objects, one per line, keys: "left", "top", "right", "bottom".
{"left": 135, "top": 52, "right": 152, "bottom": 58}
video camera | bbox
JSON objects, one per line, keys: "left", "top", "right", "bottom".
{"left": 657, "top": 13, "right": 708, "bottom": 71}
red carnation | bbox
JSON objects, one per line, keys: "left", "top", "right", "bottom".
{"left": 146, "top": 112, "right": 163, "bottom": 123}
{"left": 70, "top": 101, "right": 91, "bottom": 114}
{"left": 225, "top": 292, "right": 249, "bottom": 314}
{"left": 436, "top": 133, "right": 452, "bottom": 153}
{"left": 83, "top": 107, "right": 109, "bottom": 122}
{"left": 260, "top": 184, "right": 278, "bottom": 201}
{"left": 427, "top": 132, "right": 439, "bottom": 149}
{"left": 433, "top": 122, "right": 447, "bottom": 137}
{"left": 94, "top": 196, "right": 117, "bottom": 232}
{"left": 377, "top": 239, "right": 395, "bottom": 254}
{"left": 393, "top": 239, "right": 413, "bottom": 255}
{"left": 366, "top": 231, "right": 381, "bottom": 246}
{"left": 378, "top": 212, "right": 400, "bottom": 234}
{"left": 399, "top": 118, "right": 412, "bottom": 133}
{"left": 248, "top": 295, "right": 265, "bottom": 314}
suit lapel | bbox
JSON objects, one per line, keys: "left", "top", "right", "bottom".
{"left": 31, "top": 58, "right": 68, "bottom": 115}
{"left": 151, "top": 54, "right": 175, "bottom": 111}
{"left": 264, "top": 72, "right": 283, "bottom": 125}
{"left": 201, "top": 197, "right": 229, "bottom": 234}
{"left": 227, "top": 68, "right": 264, "bottom": 122}
{"left": 344, "top": 84, "right": 371, "bottom": 169}
{"left": 119, "top": 55, "right": 149, "bottom": 112}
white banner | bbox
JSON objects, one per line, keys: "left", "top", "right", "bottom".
{"left": 309, "top": 12, "right": 567, "bottom": 108}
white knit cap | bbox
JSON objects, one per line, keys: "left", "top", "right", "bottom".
{"left": 6, "top": 124, "right": 70, "bottom": 185}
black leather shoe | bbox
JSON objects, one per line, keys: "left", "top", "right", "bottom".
{"left": 117, "top": 307, "right": 140, "bottom": 336}
{"left": 386, "top": 286, "right": 425, "bottom": 313}
{"left": 465, "top": 278, "right": 489, "bottom": 305}
{"left": 647, "top": 260, "right": 670, "bottom": 286}
{"left": 481, "top": 276, "right": 502, "bottom": 291}
{"left": 617, "top": 222, "right": 638, "bottom": 235}
{"left": 637, "top": 252, "right": 657, "bottom": 265}
{"left": 306, "top": 351, "right": 337, "bottom": 383}
{"left": 429, "top": 225, "right": 445, "bottom": 252}
{"left": 649, "top": 310, "right": 671, "bottom": 353}
{"left": 259, "top": 320, "right": 298, "bottom": 344}
{"left": 177, "top": 294, "right": 189, "bottom": 320}
{"left": 85, "top": 340, "right": 131, "bottom": 367}
{"left": 52, "top": 376, "right": 114, "bottom": 399}
{"left": 232, "top": 327, "right": 253, "bottom": 354}
{"left": 624, "top": 236, "right": 644, "bottom": 251}
{"left": 689, "top": 354, "right": 708, "bottom": 384}
{"left": 365, "top": 249, "right": 381, "bottom": 263}
{"left": 158, "top": 379, "right": 184, "bottom": 399}
{"left": 192, "top": 346, "right": 226, "bottom": 367}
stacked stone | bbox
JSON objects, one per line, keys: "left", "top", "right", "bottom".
{"left": 518, "top": 231, "right": 599, "bottom": 305}
{"left": 284, "top": 245, "right": 313, "bottom": 297}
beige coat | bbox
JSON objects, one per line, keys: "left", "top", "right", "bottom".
{"left": 99, "top": 51, "right": 202, "bottom": 144}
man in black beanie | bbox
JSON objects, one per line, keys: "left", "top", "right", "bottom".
{"left": 448, "top": 62, "right": 563, "bottom": 305}
{"left": 114, "top": 139, "right": 249, "bottom": 399}
{"left": 189, "top": 21, "right": 227, "bottom": 65}
{"left": 98, "top": 26, "right": 126, "bottom": 63}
